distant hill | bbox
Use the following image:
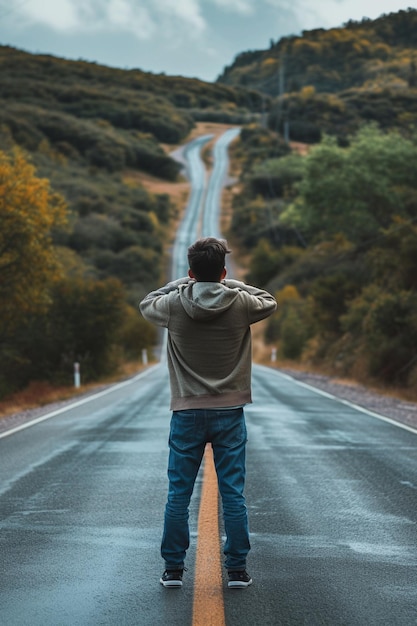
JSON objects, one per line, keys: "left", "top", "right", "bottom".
{"left": 0, "top": 45, "right": 263, "bottom": 174}
{"left": 218, "top": 8, "right": 417, "bottom": 95}
{"left": 0, "top": 46, "right": 269, "bottom": 392}
{"left": 0, "top": 46, "right": 265, "bottom": 301}
{"left": 217, "top": 8, "right": 417, "bottom": 393}
{"left": 217, "top": 8, "right": 417, "bottom": 142}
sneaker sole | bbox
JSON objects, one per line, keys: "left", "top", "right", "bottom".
{"left": 228, "top": 579, "right": 253, "bottom": 588}
{"left": 160, "top": 579, "right": 183, "bottom": 588}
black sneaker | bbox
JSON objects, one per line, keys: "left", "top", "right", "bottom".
{"left": 227, "top": 570, "right": 253, "bottom": 588}
{"left": 160, "top": 569, "right": 184, "bottom": 588}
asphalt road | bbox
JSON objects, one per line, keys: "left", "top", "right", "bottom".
{"left": 1, "top": 365, "right": 416, "bottom": 625}
{"left": 201, "top": 127, "right": 240, "bottom": 238}
{"left": 171, "top": 133, "right": 213, "bottom": 279}
{"left": 1, "top": 131, "right": 417, "bottom": 625}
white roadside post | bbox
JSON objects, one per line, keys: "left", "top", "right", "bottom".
{"left": 74, "top": 362, "right": 81, "bottom": 388}
{"left": 271, "top": 347, "right": 277, "bottom": 363}
{"left": 141, "top": 349, "right": 148, "bottom": 365}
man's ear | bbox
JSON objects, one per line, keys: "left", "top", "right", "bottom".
{"left": 221, "top": 267, "right": 227, "bottom": 280}
{"left": 188, "top": 269, "right": 195, "bottom": 279}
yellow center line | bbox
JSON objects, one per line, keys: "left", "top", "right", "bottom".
{"left": 192, "top": 444, "right": 226, "bottom": 626}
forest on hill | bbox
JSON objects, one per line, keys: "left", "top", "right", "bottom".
{"left": 0, "top": 46, "right": 263, "bottom": 397}
{"left": 225, "top": 8, "right": 417, "bottom": 393}
{"left": 229, "top": 124, "right": 417, "bottom": 391}
{"left": 218, "top": 8, "right": 417, "bottom": 144}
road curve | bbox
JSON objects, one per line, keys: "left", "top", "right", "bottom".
{"left": 201, "top": 127, "right": 240, "bottom": 239}
{"left": 171, "top": 134, "right": 213, "bottom": 279}
{"left": 171, "top": 128, "right": 240, "bottom": 279}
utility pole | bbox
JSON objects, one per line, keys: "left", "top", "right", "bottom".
{"left": 278, "top": 52, "right": 290, "bottom": 143}
{"left": 261, "top": 94, "right": 267, "bottom": 129}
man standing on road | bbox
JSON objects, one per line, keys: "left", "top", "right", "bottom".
{"left": 139, "top": 237, "right": 277, "bottom": 589}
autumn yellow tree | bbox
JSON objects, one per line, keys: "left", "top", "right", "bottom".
{"left": 0, "top": 149, "right": 68, "bottom": 339}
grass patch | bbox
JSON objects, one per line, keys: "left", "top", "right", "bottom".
{"left": 0, "top": 360, "right": 150, "bottom": 419}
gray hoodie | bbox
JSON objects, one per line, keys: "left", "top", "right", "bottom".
{"left": 139, "top": 277, "right": 277, "bottom": 410}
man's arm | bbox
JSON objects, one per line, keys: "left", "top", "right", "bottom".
{"left": 223, "top": 279, "right": 277, "bottom": 323}
{"left": 139, "top": 277, "right": 192, "bottom": 327}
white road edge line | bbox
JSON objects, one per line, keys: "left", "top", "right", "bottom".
{"left": 257, "top": 365, "right": 417, "bottom": 436}
{"left": 0, "top": 364, "right": 161, "bottom": 440}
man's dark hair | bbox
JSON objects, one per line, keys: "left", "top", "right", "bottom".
{"left": 187, "top": 237, "right": 231, "bottom": 281}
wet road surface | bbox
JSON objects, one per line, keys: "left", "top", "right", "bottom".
{"left": 1, "top": 364, "right": 417, "bottom": 625}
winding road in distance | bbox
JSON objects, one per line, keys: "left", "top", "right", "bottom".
{"left": 1, "top": 130, "right": 417, "bottom": 626}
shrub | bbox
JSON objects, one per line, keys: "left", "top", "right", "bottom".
{"left": 117, "top": 305, "right": 157, "bottom": 358}
{"left": 249, "top": 153, "right": 305, "bottom": 198}
{"left": 266, "top": 286, "right": 310, "bottom": 358}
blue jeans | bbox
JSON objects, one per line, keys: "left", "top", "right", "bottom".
{"left": 161, "top": 407, "right": 250, "bottom": 571}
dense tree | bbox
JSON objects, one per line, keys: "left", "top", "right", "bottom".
{"left": 0, "top": 149, "right": 67, "bottom": 339}
{"left": 367, "top": 219, "right": 417, "bottom": 291}
{"left": 280, "top": 125, "right": 417, "bottom": 243}
{"left": 249, "top": 153, "right": 305, "bottom": 198}
{"left": 342, "top": 286, "right": 417, "bottom": 384}
{"left": 232, "top": 121, "right": 417, "bottom": 389}
{"left": 2, "top": 276, "right": 157, "bottom": 391}
{"left": 0, "top": 148, "right": 161, "bottom": 397}
{"left": 265, "top": 285, "right": 310, "bottom": 359}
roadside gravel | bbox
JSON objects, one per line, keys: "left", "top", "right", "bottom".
{"left": 1, "top": 368, "right": 416, "bottom": 436}
{"left": 0, "top": 384, "right": 109, "bottom": 436}
{"left": 278, "top": 367, "right": 417, "bottom": 432}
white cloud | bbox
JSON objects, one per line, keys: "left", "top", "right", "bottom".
{"left": 157, "top": 0, "right": 206, "bottom": 30}
{"left": 5, "top": 0, "right": 277, "bottom": 40}
{"left": 210, "top": 0, "right": 254, "bottom": 14}
{"left": 265, "top": 0, "right": 416, "bottom": 31}
{"left": 16, "top": 0, "right": 80, "bottom": 30}
{"left": 104, "top": 0, "right": 156, "bottom": 38}
{"left": 4, "top": 0, "right": 414, "bottom": 35}
{"left": 6, "top": 0, "right": 206, "bottom": 40}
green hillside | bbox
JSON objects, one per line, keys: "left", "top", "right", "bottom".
{"left": 0, "top": 45, "right": 263, "bottom": 297}
{"left": 0, "top": 44, "right": 264, "bottom": 183}
{"left": 218, "top": 8, "right": 417, "bottom": 142}
{"left": 0, "top": 46, "right": 263, "bottom": 395}
{"left": 224, "top": 9, "right": 417, "bottom": 393}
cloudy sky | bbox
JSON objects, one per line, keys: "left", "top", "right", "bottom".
{"left": 0, "top": 0, "right": 415, "bottom": 81}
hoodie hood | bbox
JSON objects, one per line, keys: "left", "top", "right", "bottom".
{"left": 179, "top": 281, "right": 240, "bottom": 321}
